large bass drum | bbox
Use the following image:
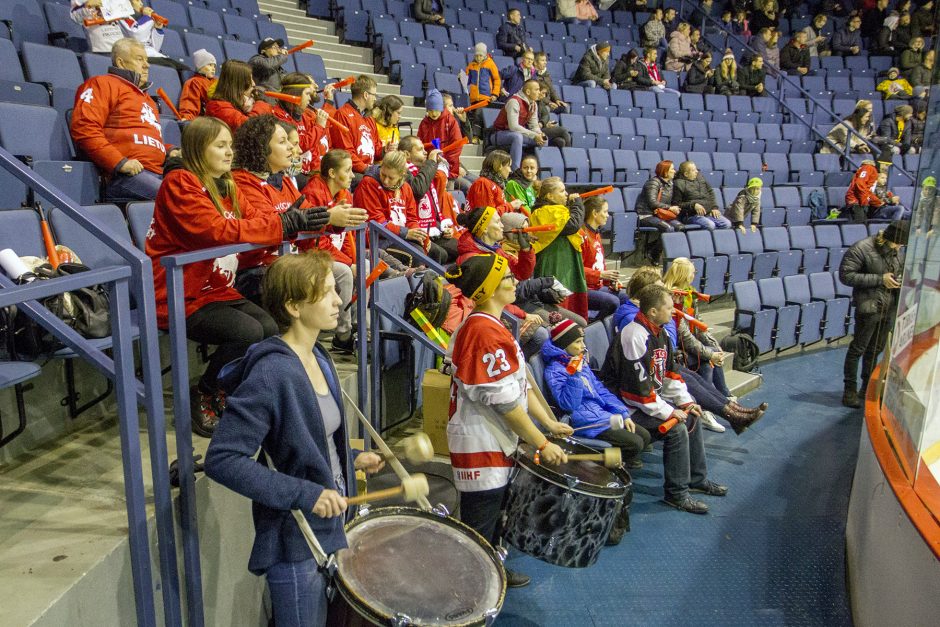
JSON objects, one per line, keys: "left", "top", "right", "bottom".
{"left": 503, "top": 439, "right": 632, "bottom": 568}
{"left": 327, "top": 506, "right": 506, "bottom": 626}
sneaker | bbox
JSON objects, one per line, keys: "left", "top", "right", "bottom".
{"left": 331, "top": 332, "right": 355, "bottom": 354}
{"left": 663, "top": 495, "right": 709, "bottom": 514}
{"left": 190, "top": 387, "right": 219, "bottom": 438}
{"left": 505, "top": 569, "right": 530, "bottom": 588}
{"left": 726, "top": 395, "right": 738, "bottom": 402}
{"left": 842, "top": 388, "right": 861, "bottom": 409}
{"left": 700, "top": 410, "right": 726, "bottom": 433}
{"left": 689, "top": 480, "right": 729, "bottom": 497}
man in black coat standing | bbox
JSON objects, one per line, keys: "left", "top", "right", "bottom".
{"left": 497, "top": 8, "right": 528, "bottom": 58}
{"left": 839, "top": 220, "right": 908, "bottom": 408}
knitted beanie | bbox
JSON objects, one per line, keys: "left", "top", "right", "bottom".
{"left": 192, "top": 49, "right": 216, "bottom": 72}
{"left": 425, "top": 89, "right": 444, "bottom": 112}
{"left": 883, "top": 220, "right": 909, "bottom": 244}
{"left": 550, "top": 319, "right": 583, "bottom": 350}
{"left": 445, "top": 254, "right": 509, "bottom": 303}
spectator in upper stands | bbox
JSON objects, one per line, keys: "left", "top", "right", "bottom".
{"left": 269, "top": 73, "right": 331, "bottom": 175}
{"left": 501, "top": 50, "right": 538, "bottom": 99}
{"left": 71, "top": 0, "right": 123, "bottom": 54}
{"left": 612, "top": 49, "right": 642, "bottom": 90}
{"left": 873, "top": 13, "right": 901, "bottom": 57}
{"left": 683, "top": 52, "right": 715, "bottom": 94}
{"left": 839, "top": 220, "right": 907, "bottom": 408}
{"left": 802, "top": 14, "right": 831, "bottom": 57}
{"left": 820, "top": 0, "right": 851, "bottom": 16}
{"left": 878, "top": 104, "right": 915, "bottom": 154}
{"left": 147, "top": 116, "right": 328, "bottom": 434}
{"left": 206, "top": 60, "right": 273, "bottom": 132}
{"left": 505, "top": 154, "right": 540, "bottom": 215}
{"left": 71, "top": 38, "right": 175, "bottom": 201}
{"left": 530, "top": 177, "right": 588, "bottom": 318}
{"left": 250, "top": 38, "right": 290, "bottom": 93}
{"left": 862, "top": 0, "right": 890, "bottom": 40}
{"left": 738, "top": 54, "right": 767, "bottom": 97}
{"left": 877, "top": 67, "right": 916, "bottom": 100}
{"left": 418, "top": 89, "right": 469, "bottom": 191}
{"left": 900, "top": 37, "right": 927, "bottom": 79}
{"left": 413, "top": 0, "right": 445, "bottom": 25}
{"left": 610, "top": 283, "right": 727, "bottom": 515}
{"left": 467, "top": 43, "right": 501, "bottom": 107}
{"left": 749, "top": 4, "right": 779, "bottom": 33}
{"left": 496, "top": 8, "right": 528, "bottom": 58}
{"left": 719, "top": 9, "right": 735, "bottom": 33}
{"left": 870, "top": 170, "right": 910, "bottom": 221}
{"left": 750, "top": 28, "right": 773, "bottom": 65}
{"left": 330, "top": 75, "right": 382, "bottom": 176}
{"left": 911, "top": 0, "right": 935, "bottom": 37}
{"left": 731, "top": 9, "right": 751, "bottom": 39}
{"left": 764, "top": 29, "right": 782, "bottom": 74}
{"left": 178, "top": 50, "right": 217, "bottom": 121}
{"left": 556, "top": 0, "right": 600, "bottom": 24}
{"left": 673, "top": 161, "right": 732, "bottom": 231}
{"left": 635, "top": 161, "right": 684, "bottom": 260}
{"left": 372, "top": 95, "right": 403, "bottom": 154}
{"left": 907, "top": 49, "right": 934, "bottom": 91}
{"left": 911, "top": 99, "right": 927, "bottom": 151}
{"left": 780, "top": 31, "right": 810, "bottom": 75}
{"left": 821, "top": 99, "right": 878, "bottom": 154}
{"left": 642, "top": 9, "right": 667, "bottom": 49}
{"left": 533, "top": 52, "right": 567, "bottom": 112}
{"left": 725, "top": 178, "right": 763, "bottom": 232}
{"left": 572, "top": 42, "right": 615, "bottom": 90}
{"left": 638, "top": 47, "right": 680, "bottom": 94}
{"left": 665, "top": 23, "right": 695, "bottom": 72}
{"left": 467, "top": 150, "right": 521, "bottom": 215}
{"left": 893, "top": 12, "right": 915, "bottom": 52}
{"left": 580, "top": 196, "right": 626, "bottom": 320}
{"left": 832, "top": 15, "right": 863, "bottom": 57}
{"left": 689, "top": 28, "right": 708, "bottom": 60}
{"left": 118, "top": 0, "right": 183, "bottom": 70}
{"left": 662, "top": 7, "right": 679, "bottom": 36}
{"left": 713, "top": 50, "right": 741, "bottom": 96}
{"left": 490, "top": 79, "right": 548, "bottom": 169}
{"left": 535, "top": 84, "right": 572, "bottom": 150}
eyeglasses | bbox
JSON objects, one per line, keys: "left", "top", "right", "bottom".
{"left": 366, "top": 91, "right": 378, "bottom": 98}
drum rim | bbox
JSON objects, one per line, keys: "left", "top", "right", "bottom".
{"left": 515, "top": 440, "right": 629, "bottom": 498}
{"left": 334, "top": 506, "right": 507, "bottom": 626}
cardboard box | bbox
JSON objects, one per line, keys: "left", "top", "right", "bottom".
{"left": 421, "top": 368, "right": 452, "bottom": 456}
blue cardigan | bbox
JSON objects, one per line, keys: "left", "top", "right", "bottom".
{"left": 205, "top": 337, "right": 356, "bottom": 575}
{"left": 541, "top": 339, "right": 630, "bottom": 438}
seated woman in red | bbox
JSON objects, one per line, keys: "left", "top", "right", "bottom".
{"left": 147, "top": 116, "right": 328, "bottom": 437}
{"left": 302, "top": 148, "right": 358, "bottom": 269}
{"left": 271, "top": 72, "right": 330, "bottom": 175}
{"left": 466, "top": 150, "right": 525, "bottom": 216}
{"left": 205, "top": 60, "right": 272, "bottom": 132}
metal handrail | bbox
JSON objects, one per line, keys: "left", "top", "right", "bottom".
{"left": 682, "top": 0, "right": 917, "bottom": 183}
{"left": 0, "top": 147, "right": 179, "bottom": 627}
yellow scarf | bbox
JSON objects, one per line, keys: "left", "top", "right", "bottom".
{"left": 529, "top": 204, "right": 582, "bottom": 254}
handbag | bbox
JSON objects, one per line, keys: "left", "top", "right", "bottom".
{"left": 654, "top": 207, "right": 679, "bottom": 221}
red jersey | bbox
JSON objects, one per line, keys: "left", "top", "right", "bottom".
{"left": 467, "top": 176, "right": 514, "bottom": 215}
{"left": 178, "top": 74, "right": 213, "bottom": 121}
{"left": 232, "top": 169, "right": 306, "bottom": 269}
{"left": 71, "top": 73, "right": 166, "bottom": 176}
{"left": 301, "top": 175, "right": 357, "bottom": 265}
{"left": 845, "top": 162, "right": 884, "bottom": 208}
{"left": 353, "top": 175, "right": 418, "bottom": 236}
{"left": 580, "top": 225, "right": 605, "bottom": 289}
{"left": 272, "top": 106, "right": 329, "bottom": 173}
{"left": 330, "top": 101, "right": 381, "bottom": 173}
{"left": 146, "top": 169, "right": 284, "bottom": 327}
{"left": 417, "top": 110, "right": 463, "bottom": 179}
{"left": 205, "top": 98, "right": 273, "bottom": 131}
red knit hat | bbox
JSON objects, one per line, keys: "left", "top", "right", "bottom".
{"left": 550, "top": 319, "right": 582, "bottom": 349}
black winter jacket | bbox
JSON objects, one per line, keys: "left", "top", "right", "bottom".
{"left": 839, "top": 234, "right": 903, "bottom": 317}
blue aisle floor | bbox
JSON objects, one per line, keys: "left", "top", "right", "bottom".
{"left": 499, "top": 348, "right": 860, "bottom": 626}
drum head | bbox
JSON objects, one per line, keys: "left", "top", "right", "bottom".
{"left": 517, "top": 440, "right": 627, "bottom": 497}
{"left": 335, "top": 508, "right": 505, "bottom": 625}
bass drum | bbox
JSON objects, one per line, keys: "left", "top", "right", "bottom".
{"left": 327, "top": 506, "right": 506, "bottom": 626}
{"left": 503, "top": 439, "right": 632, "bottom": 568}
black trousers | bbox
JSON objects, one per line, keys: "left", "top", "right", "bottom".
{"left": 597, "top": 423, "right": 652, "bottom": 464}
{"left": 185, "top": 299, "right": 278, "bottom": 392}
{"left": 460, "top": 486, "right": 508, "bottom": 545}
{"left": 843, "top": 311, "right": 893, "bottom": 392}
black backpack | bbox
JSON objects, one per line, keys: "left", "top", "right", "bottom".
{"left": 404, "top": 270, "right": 453, "bottom": 330}
{"left": 719, "top": 331, "right": 760, "bottom": 373}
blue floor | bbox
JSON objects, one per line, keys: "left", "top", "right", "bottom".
{"left": 499, "top": 348, "right": 859, "bottom": 626}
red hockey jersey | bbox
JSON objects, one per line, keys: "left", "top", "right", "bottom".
{"left": 845, "top": 162, "right": 884, "bottom": 208}
{"left": 301, "top": 175, "right": 357, "bottom": 265}
{"left": 329, "top": 101, "right": 381, "bottom": 173}
{"left": 205, "top": 98, "right": 273, "bottom": 131}
{"left": 580, "top": 225, "right": 606, "bottom": 289}
{"left": 353, "top": 175, "right": 418, "bottom": 236}
{"left": 466, "top": 176, "right": 514, "bottom": 215}
{"left": 232, "top": 169, "right": 308, "bottom": 270}
{"left": 417, "top": 110, "right": 463, "bottom": 179}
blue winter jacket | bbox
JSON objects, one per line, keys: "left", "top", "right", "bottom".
{"left": 205, "top": 337, "right": 356, "bottom": 575}
{"left": 613, "top": 299, "right": 678, "bottom": 347}
{"left": 542, "top": 339, "right": 631, "bottom": 438}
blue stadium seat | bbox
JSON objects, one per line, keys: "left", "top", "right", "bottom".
{"left": 712, "top": 229, "right": 752, "bottom": 286}
{"left": 563, "top": 147, "right": 589, "bottom": 183}
{"left": 0, "top": 165, "right": 28, "bottom": 208}
{"left": 0, "top": 0, "right": 49, "bottom": 49}
{"left": 21, "top": 42, "right": 85, "bottom": 113}
{"left": 536, "top": 146, "right": 563, "bottom": 178}
{"left": 151, "top": 0, "right": 192, "bottom": 28}
{"left": 189, "top": 6, "right": 226, "bottom": 36}
{"left": 761, "top": 226, "right": 801, "bottom": 277}
{"left": 621, "top": 186, "right": 642, "bottom": 212}
{"left": 126, "top": 201, "right": 155, "bottom": 250}
{"left": 788, "top": 225, "right": 827, "bottom": 274}
{"left": 184, "top": 32, "right": 225, "bottom": 67}
{"left": 0, "top": 102, "right": 71, "bottom": 160}
{"left": 687, "top": 229, "right": 729, "bottom": 296}
{"left": 783, "top": 274, "right": 824, "bottom": 346}
{"left": 733, "top": 280, "right": 775, "bottom": 354}
{"left": 840, "top": 223, "right": 868, "bottom": 247}
{"left": 610, "top": 211, "right": 638, "bottom": 255}
{"left": 758, "top": 277, "right": 800, "bottom": 351}
{"left": 809, "top": 271, "right": 849, "bottom": 340}
{"left": 736, "top": 229, "right": 776, "bottom": 280}
{"left": 587, "top": 148, "right": 614, "bottom": 184}
{"left": 582, "top": 321, "right": 610, "bottom": 372}
{"left": 223, "top": 13, "right": 259, "bottom": 42}
{"left": 232, "top": 0, "right": 262, "bottom": 18}
{"left": 257, "top": 20, "right": 289, "bottom": 45}
{"left": 32, "top": 160, "right": 99, "bottom": 207}
{"left": 49, "top": 204, "right": 133, "bottom": 269}
{"left": 43, "top": 1, "right": 88, "bottom": 53}
{"left": 223, "top": 39, "right": 258, "bottom": 65}
{"left": 662, "top": 233, "right": 704, "bottom": 291}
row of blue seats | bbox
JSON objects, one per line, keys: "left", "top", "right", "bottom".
{"left": 734, "top": 272, "right": 854, "bottom": 354}
{"left": 660, "top": 224, "right": 886, "bottom": 297}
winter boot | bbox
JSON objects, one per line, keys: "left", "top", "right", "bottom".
{"left": 722, "top": 402, "right": 765, "bottom": 435}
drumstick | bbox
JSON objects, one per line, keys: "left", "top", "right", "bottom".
{"left": 340, "top": 389, "right": 433, "bottom": 511}
{"left": 156, "top": 88, "right": 182, "bottom": 120}
{"left": 286, "top": 40, "right": 315, "bottom": 54}
{"left": 344, "top": 474, "right": 429, "bottom": 506}
{"left": 564, "top": 448, "right": 622, "bottom": 468}
{"left": 345, "top": 260, "right": 388, "bottom": 309}
{"left": 385, "top": 433, "right": 435, "bottom": 464}
{"left": 578, "top": 185, "right": 614, "bottom": 199}
{"left": 462, "top": 100, "right": 489, "bottom": 112}
{"left": 571, "top": 414, "right": 625, "bottom": 432}
{"left": 36, "top": 204, "right": 60, "bottom": 269}
{"left": 506, "top": 223, "right": 556, "bottom": 234}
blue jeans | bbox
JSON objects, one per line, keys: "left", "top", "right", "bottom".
{"left": 683, "top": 214, "right": 732, "bottom": 230}
{"left": 104, "top": 169, "right": 162, "bottom": 201}
{"left": 633, "top": 411, "right": 708, "bottom": 500}
{"left": 491, "top": 130, "right": 536, "bottom": 169}
{"left": 266, "top": 558, "right": 329, "bottom": 627}
{"left": 588, "top": 287, "right": 627, "bottom": 321}
{"left": 696, "top": 361, "right": 731, "bottom": 397}
{"left": 871, "top": 204, "right": 909, "bottom": 220}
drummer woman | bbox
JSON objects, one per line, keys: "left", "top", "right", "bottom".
{"left": 445, "top": 253, "right": 573, "bottom": 588}
{"left": 205, "top": 251, "right": 384, "bottom": 627}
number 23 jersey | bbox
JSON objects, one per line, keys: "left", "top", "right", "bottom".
{"left": 447, "top": 311, "right": 528, "bottom": 492}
